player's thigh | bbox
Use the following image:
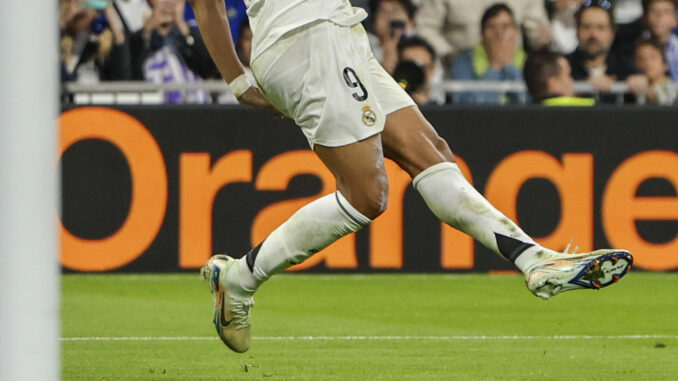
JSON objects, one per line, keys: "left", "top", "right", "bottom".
{"left": 314, "top": 134, "right": 388, "bottom": 219}
{"left": 364, "top": 55, "right": 454, "bottom": 177}
{"left": 381, "top": 106, "right": 456, "bottom": 178}
{"left": 252, "top": 22, "right": 386, "bottom": 149}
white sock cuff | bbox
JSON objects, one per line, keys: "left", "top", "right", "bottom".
{"left": 513, "top": 245, "right": 546, "bottom": 273}
{"left": 412, "top": 162, "right": 460, "bottom": 190}
{"left": 335, "top": 191, "right": 372, "bottom": 228}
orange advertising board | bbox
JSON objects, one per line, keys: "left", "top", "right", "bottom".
{"left": 59, "top": 106, "right": 678, "bottom": 272}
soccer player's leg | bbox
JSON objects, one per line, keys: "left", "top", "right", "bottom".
{"left": 201, "top": 20, "right": 393, "bottom": 352}
{"left": 202, "top": 134, "right": 387, "bottom": 352}
{"left": 380, "top": 106, "right": 632, "bottom": 299}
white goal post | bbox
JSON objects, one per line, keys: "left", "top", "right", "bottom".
{"left": 0, "top": 0, "right": 59, "bottom": 380}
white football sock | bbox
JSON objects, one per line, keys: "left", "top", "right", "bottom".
{"left": 413, "top": 162, "right": 557, "bottom": 273}
{"left": 235, "top": 191, "right": 370, "bottom": 292}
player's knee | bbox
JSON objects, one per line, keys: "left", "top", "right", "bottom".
{"left": 368, "top": 181, "right": 389, "bottom": 218}
{"left": 351, "top": 180, "right": 389, "bottom": 220}
{"left": 433, "top": 135, "right": 451, "bottom": 154}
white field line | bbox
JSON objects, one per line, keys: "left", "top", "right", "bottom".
{"left": 60, "top": 335, "right": 678, "bottom": 342}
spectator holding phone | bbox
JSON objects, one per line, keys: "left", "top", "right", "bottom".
{"left": 394, "top": 36, "right": 443, "bottom": 105}
{"left": 129, "top": 0, "right": 217, "bottom": 103}
{"left": 60, "top": 0, "right": 131, "bottom": 82}
{"left": 367, "top": 0, "right": 417, "bottom": 74}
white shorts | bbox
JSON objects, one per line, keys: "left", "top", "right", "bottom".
{"left": 251, "top": 21, "right": 415, "bottom": 148}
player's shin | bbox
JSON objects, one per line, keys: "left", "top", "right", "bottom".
{"left": 413, "top": 162, "right": 555, "bottom": 272}
{"left": 234, "top": 191, "right": 370, "bottom": 292}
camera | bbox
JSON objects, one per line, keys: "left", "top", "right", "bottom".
{"left": 390, "top": 19, "right": 406, "bottom": 37}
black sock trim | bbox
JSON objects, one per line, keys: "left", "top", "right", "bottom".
{"left": 494, "top": 233, "right": 534, "bottom": 262}
{"left": 245, "top": 243, "right": 262, "bottom": 273}
{"left": 335, "top": 193, "right": 367, "bottom": 227}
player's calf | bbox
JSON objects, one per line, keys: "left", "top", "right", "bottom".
{"left": 411, "top": 160, "right": 633, "bottom": 299}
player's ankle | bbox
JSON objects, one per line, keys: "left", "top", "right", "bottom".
{"left": 514, "top": 245, "right": 558, "bottom": 273}
{"left": 235, "top": 257, "right": 259, "bottom": 295}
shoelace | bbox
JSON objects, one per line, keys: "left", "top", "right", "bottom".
{"left": 229, "top": 297, "right": 254, "bottom": 330}
{"left": 563, "top": 239, "right": 579, "bottom": 255}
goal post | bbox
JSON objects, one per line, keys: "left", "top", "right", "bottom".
{"left": 0, "top": 0, "right": 60, "bottom": 379}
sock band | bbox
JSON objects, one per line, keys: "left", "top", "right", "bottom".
{"left": 335, "top": 191, "right": 371, "bottom": 227}
{"left": 495, "top": 233, "right": 535, "bottom": 262}
{"left": 236, "top": 191, "right": 373, "bottom": 291}
{"left": 412, "top": 162, "right": 459, "bottom": 190}
{"left": 245, "top": 243, "right": 263, "bottom": 273}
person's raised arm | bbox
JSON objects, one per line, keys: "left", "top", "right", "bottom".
{"left": 188, "top": 0, "right": 272, "bottom": 108}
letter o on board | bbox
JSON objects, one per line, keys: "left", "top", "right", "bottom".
{"left": 59, "top": 108, "right": 167, "bottom": 271}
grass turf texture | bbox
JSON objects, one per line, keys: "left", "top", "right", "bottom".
{"left": 62, "top": 273, "right": 678, "bottom": 380}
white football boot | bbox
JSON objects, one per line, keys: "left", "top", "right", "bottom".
{"left": 200, "top": 255, "right": 254, "bottom": 353}
{"left": 524, "top": 246, "right": 633, "bottom": 300}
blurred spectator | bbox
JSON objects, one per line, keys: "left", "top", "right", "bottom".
{"left": 129, "top": 0, "right": 217, "bottom": 103}
{"left": 450, "top": 3, "right": 527, "bottom": 104}
{"left": 236, "top": 19, "right": 253, "bottom": 68}
{"left": 60, "top": 0, "right": 131, "bottom": 83}
{"left": 524, "top": 49, "right": 595, "bottom": 105}
{"left": 114, "top": 0, "right": 152, "bottom": 33}
{"left": 547, "top": 0, "right": 586, "bottom": 54}
{"left": 183, "top": 0, "right": 248, "bottom": 43}
{"left": 416, "top": 0, "right": 550, "bottom": 69}
{"left": 631, "top": 38, "right": 678, "bottom": 104}
{"left": 641, "top": 0, "right": 678, "bottom": 81}
{"left": 566, "top": 3, "right": 637, "bottom": 95}
{"left": 611, "top": 0, "right": 646, "bottom": 63}
{"left": 368, "top": 0, "right": 417, "bottom": 73}
{"left": 614, "top": 0, "right": 644, "bottom": 25}
{"left": 394, "top": 36, "right": 440, "bottom": 104}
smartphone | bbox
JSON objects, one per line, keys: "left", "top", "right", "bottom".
{"left": 79, "top": 0, "right": 108, "bottom": 10}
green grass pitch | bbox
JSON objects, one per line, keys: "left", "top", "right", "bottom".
{"left": 62, "top": 272, "right": 678, "bottom": 380}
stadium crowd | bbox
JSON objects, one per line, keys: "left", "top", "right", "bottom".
{"left": 60, "top": 0, "right": 678, "bottom": 105}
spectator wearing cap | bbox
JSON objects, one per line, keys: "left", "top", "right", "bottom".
{"left": 631, "top": 38, "right": 678, "bottom": 104}
{"left": 367, "top": 0, "right": 417, "bottom": 74}
{"left": 523, "top": 49, "right": 594, "bottom": 105}
{"left": 450, "top": 3, "right": 527, "bottom": 104}
{"left": 566, "top": 3, "right": 638, "bottom": 97}
{"left": 641, "top": 0, "right": 678, "bottom": 81}
{"left": 416, "top": 0, "right": 550, "bottom": 70}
